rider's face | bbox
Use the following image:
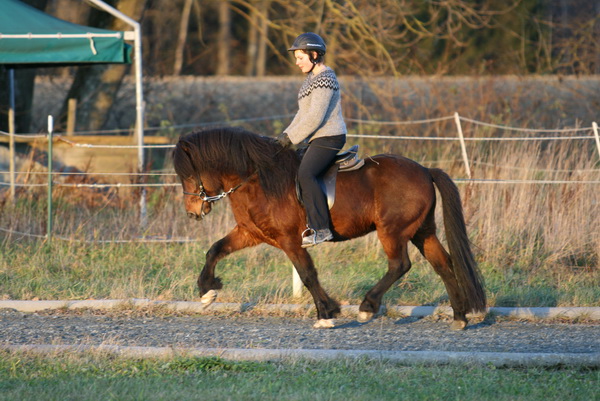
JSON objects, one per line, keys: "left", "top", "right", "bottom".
{"left": 294, "top": 50, "right": 316, "bottom": 74}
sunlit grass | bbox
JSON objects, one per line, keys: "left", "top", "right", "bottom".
{"left": 0, "top": 351, "right": 598, "bottom": 401}
{"left": 1, "top": 131, "right": 598, "bottom": 308}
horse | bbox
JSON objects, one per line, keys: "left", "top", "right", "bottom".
{"left": 173, "top": 126, "right": 486, "bottom": 330}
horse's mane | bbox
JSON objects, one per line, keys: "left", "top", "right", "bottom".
{"left": 173, "top": 127, "right": 299, "bottom": 199}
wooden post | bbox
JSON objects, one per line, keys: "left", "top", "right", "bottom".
{"left": 66, "top": 98, "right": 77, "bottom": 136}
{"left": 453, "top": 112, "right": 472, "bottom": 179}
{"left": 593, "top": 122, "right": 600, "bottom": 161}
{"left": 8, "top": 69, "right": 16, "bottom": 202}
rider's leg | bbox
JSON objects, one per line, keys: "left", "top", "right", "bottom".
{"left": 297, "top": 135, "right": 345, "bottom": 246}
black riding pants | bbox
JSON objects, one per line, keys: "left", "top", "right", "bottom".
{"left": 298, "top": 135, "right": 346, "bottom": 231}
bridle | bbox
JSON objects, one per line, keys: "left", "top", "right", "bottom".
{"left": 182, "top": 179, "right": 241, "bottom": 203}
{"left": 182, "top": 170, "right": 255, "bottom": 218}
{"left": 182, "top": 173, "right": 241, "bottom": 218}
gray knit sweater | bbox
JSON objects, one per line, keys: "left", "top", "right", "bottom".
{"left": 284, "top": 67, "right": 347, "bottom": 145}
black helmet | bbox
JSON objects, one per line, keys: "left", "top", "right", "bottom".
{"left": 287, "top": 32, "right": 326, "bottom": 54}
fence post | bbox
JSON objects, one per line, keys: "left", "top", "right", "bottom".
{"left": 292, "top": 266, "right": 303, "bottom": 298}
{"left": 453, "top": 112, "right": 472, "bottom": 179}
{"left": 47, "top": 115, "right": 54, "bottom": 243}
{"left": 66, "top": 98, "right": 77, "bottom": 136}
{"left": 8, "top": 69, "right": 16, "bottom": 202}
{"left": 593, "top": 122, "right": 600, "bottom": 160}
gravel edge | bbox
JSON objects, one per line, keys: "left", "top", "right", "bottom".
{"left": 1, "top": 299, "right": 599, "bottom": 320}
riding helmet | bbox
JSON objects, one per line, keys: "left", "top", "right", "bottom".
{"left": 287, "top": 32, "right": 326, "bottom": 54}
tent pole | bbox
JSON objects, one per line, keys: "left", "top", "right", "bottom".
{"left": 8, "top": 69, "right": 16, "bottom": 202}
{"left": 84, "top": 0, "right": 146, "bottom": 227}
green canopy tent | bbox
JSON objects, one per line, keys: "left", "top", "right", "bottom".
{"left": 0, "top": 0, "right": 145, "bottom": 220}
{"left": 0, "top": 0, "right": 131, "bottom": 65}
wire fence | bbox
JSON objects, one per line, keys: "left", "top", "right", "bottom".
{"left": 1, "top": 112, "right": 599, "bottom": 242}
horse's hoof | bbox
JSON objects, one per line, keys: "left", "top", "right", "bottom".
{"left": 450, "top": 320, "right": 467, "bottom": 331}
{"left": 200, "top": 290, "right": 217, "bottom": 308}
{"left": 313, "top": 319, "right": 335, "bottom": 329}
{"left": 357, "top": 311, "right": 374, "bottom": 323}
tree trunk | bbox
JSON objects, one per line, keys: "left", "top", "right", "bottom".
{"left": 216, "top": 1, "right": 231, "bottom": 76}
{"left": 58, "top": 0, "right": 147, "bottom": 133}
{"left": 244, "top": 0, "right": 270, "bottom": 77}
{"left": 173, "top": 0, "right": 194, "bottom": 76}
{"left": 255, "top": 0, "right": 270, "bottom": 77}
{"left": 245, "top": 4, "right": 259, "bottom": 76}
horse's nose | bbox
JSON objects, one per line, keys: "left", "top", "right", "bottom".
{"left": 187, "top": 212, "right": 197, "bottom": 219}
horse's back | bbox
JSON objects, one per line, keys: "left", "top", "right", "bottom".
{"left": 338, "top": 154, "right": 434, "bottom": 197}
{"left": 332, "top": 154, "right": 435, "bottom": 238}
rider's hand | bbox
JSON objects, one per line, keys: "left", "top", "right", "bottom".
{"left": 276, "top": 132, "right": 292, "bottom": 148}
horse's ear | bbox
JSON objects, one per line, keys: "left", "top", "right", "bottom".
{"left": 177, "top": 138, "right": 193, "bottom": 156}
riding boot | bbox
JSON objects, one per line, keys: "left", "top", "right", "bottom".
{"left": 301, "top": 227, "right": 333, "bottom": 248}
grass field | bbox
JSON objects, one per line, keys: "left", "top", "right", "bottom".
{"left": 1, "top": 131, "right": 599, "bottom": 308}
{"left": 1, "top": 238, "right": 598, "bottom": 309}
{"left": 0, "top": 351, "right": 598, "bottom": 401}
{"left": 1, "top": 80, "right": 599, "bottom": 400}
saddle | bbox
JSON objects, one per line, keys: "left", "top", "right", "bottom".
{"left": 296, "top": 145, "right": 365, "bottom": 209}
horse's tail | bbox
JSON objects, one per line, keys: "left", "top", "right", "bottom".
{"left": 429, "top": 168, "right": 486, "bottom": 313}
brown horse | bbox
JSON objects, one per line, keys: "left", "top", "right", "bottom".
{"left": 173, "top": 127, "right": 486, "bottom": 330}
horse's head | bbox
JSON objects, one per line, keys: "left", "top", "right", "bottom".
{"left": 174, "top": 137, "right": 217, "bottom": 221}
{"left": 180, "top": 175, "right": 214, "bottom": 220}
{"left": 173, "top": 127, "right": 297, "bottom": 221}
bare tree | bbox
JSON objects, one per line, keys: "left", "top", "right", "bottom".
{"left": 216, "top": 0, "right": 231, "bottom": 76}
{"left": 58, "top": 0, "right": 147, "bottom": 132}
{"left": 244, "top": 0, "right": 270, "bottom": 76}
{"left": 245, "top": 2, "right": 259, "bottom": 76}
{"left": 22, "top": 0, "right": 599, "bottom": 79}
{"left": 173, "top": 0, "right": 194, "bottom": 75}
{"left": 255, "top": 0, "right": 271, "bottom": 76}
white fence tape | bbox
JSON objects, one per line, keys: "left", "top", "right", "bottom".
{"left": 1, "top": 113, "right": 598, "bottom": 242}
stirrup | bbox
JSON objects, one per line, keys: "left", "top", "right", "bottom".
{"left": 301, "top": 227, "right": 333, "bottom": 248}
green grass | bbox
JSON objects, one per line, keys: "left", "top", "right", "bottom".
{"left": 1, "top": 136, "right": 598, "bottom": 308}
{"left": 0, "top": 238, "right": 598, "bottom": 308}
{"left": 0, "top": 352, "right": 598, "bottom": 401}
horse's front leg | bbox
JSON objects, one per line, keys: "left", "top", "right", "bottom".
{"left": 281, "top": 243, "right": 340, "bottom": 328}
{"left": 198, "top": 225, "right": 261, "bottom": 306}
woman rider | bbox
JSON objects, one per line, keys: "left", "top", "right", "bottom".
{"left": 277, "top": 32, "right": 347, "bottom": 248}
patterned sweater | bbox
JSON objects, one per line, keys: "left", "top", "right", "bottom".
{"left": 284, "top": 67, "right": 347, "bottom": 145}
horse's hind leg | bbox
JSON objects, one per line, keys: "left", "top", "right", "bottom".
{"left": 412, "top": 233, "right": 469, "bottom": 330}
{"left": 358, "top": 236, "right": 412, "bottom": 323}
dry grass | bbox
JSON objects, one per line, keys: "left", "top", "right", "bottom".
{"left": 2, "top": 77, "right": 599, "bottom": 307}
{"left": 1, "top": 136, "right": 597, "bottom": 308}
